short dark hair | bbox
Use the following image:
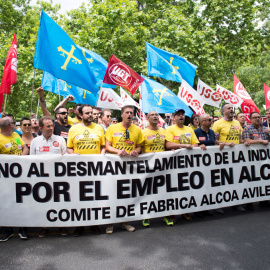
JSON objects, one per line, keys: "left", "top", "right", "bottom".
{"left": 39, "top": 116, "right": 54, "bottom": 127}
{"left": 121, "top": 105, "right": 134, "bottom": 114}
{"left": 74, "top": 103, "right": 83, "bottom": 110}
{"left": 20, "top": 117, "right": 31, "bottom": 126}
{"left": 78, "top": 104, "right": 92, "bottom": 115}
{"left": 250, "top": 112, "right": 260, "bottom": 119}
{"left": 55, "top": 106, "right": 67, "bottom": 117}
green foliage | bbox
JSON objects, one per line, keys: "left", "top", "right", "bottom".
{"left": 0, "top": 0, "right": 269, "bottom": 119}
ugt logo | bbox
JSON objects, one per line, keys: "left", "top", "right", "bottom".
{"left": 108, "top": 63, "right": 131, "bottom": 87}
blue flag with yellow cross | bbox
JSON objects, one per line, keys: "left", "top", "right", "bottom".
{"left": 34, "top": 10, "right": 99, "bottom": 94}
{"left": 141, "top": 75, "right": 193, "bottom": 116}
{"left": 41, "top": 71, "right": 98, "bottom": 105}
{"left": 146, "top": 42, "right": 197, "bottom": 87}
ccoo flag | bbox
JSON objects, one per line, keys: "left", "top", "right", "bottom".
{"left": 141, "top": 75, "right": 193, "bottom": 116}
{"left": 234, "top": 75, "right": 260, "bottom": 122}
{"left": 103, "top": 54, "right": 144, "bottom": 96}
{"left": 264, "top": 83, "right": 270, "bottom": 109}
{"left": 34, "top": 11, "right": 99, "bottom": 94}
{"left": 146, "top": 42, "right": 197, "bottom": 87}
{"left": 41, "top": 71, "right": 98, "bottom": 105}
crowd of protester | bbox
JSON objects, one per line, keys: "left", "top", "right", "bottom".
{"left": 0, "top": 87, "right": 270, "bottom": 241}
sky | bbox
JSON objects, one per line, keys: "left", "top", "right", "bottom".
{"left": 30, "top": 0, "right": 88, "bottom": 13}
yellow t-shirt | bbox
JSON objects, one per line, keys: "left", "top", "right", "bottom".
{"left": 212, "top": 118, "right": 242, "bottom": 144}
{"left": 0, "top": 132, "right": 25, "bottom": 155}
{"left": 142, "top": 128, "right": 165, "bottom": 153}
{"left": 105, "top": 123, "right": 143, "bottom": 153}
{"left": 165, "top": 125, "right": 199, "bottom": 145}
{"left": 67, "top": 116, "right": 81, "bottom": 126}
{"left": 67, "top": 123, "right": 105, "bottom": 154}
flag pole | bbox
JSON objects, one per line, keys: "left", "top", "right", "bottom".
{"left": 36, "top": 98, "right": 40, "bottom": 118}
{"left": 95, "top": 83, "right": 103, "bottom": 107}
{"left": 30, "top": 68, "right": 36, "bottom": 113}
{"left": 57, "top": 78, "right": 61, "bottom": 102}
{"left": 3, "top": 94, "right": 7, "bottom": 113}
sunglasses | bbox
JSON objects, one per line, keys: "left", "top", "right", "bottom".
{"left": 22, "top": 123, "right": 31, "bottom": 126}
{"left": 58, "top": 112, "right": 68, "bottom": 115}
{"left": 106, "top": 115, "right": 112, "bottom": 118}
{"left": 204, "top": 119, "right": 212, "bottom": 122}
{"left": 165, "top": 116, "right": 171, "bottom": 118}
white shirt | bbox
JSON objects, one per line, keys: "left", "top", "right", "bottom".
{"left": 30, "top": 134, "right": 67, "bottom": 155}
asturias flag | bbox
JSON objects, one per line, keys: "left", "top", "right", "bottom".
{"left": 0, "top": 33, "right": 17, "bottom": 95}
{"left": 146, "top": 42, "right": 197, "bottom": 87}
{"left": 41, "top": 71, "right": 98, "bottom": 105}
{"left": 103, "top": 54, "right": 144, "bottom": 96}
{"left": 141, "top": 75, "right": 193, "bottom": 116}
{"left": 34, "top": 11, "right": 99, "bottom": 94}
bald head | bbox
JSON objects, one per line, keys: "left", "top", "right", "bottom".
{"left": 199, "top": 114, "right": 212, "bottom": 128}
{"left": 0, "top": 117, "right": 12, "bottom": 128}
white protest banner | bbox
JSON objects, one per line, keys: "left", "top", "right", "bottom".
{"left": 120, "top": 87, "right": 140, "bottom": 108}
{"left": 197, "top": 78, "right": 222, "bottom": 108}
{"left": 178, "top": 80, "right": 205, "bottom": 115}
{"left": 1, "top": 144, "right": 270, "bottom": 227}
{"left": 217, "top": 84, "right": 243, "bottom": 109}
{"left": 96, "top": 87, "right": 122, "bottom": 110}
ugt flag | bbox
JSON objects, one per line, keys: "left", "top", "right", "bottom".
{"left": 264, "top": 83, "right": 270, "bottom": 109}
{"left": 141, "top": 75, "right": 193, "bottom": 116}
{"left": 146, "top": 42, "right": 197, "bottom": 87}
{"left": 34, "top": 11, "right": 99, "bottom": 94}
{"left": 76, "top": 45, "right": 116, "bottom": 89}
{"left": 41, "top": 71, "right": 98, "bottom": 105}
{"left": 0, "top": 33, "right": 17, "bottom": 95}
{"left": 234, "top": 75, "right": 260, "bottom": 122}
{"left": 103, "top": 55, "right": 144, "bottom": 96}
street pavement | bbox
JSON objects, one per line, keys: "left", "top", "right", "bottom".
{"left": 1, "top": 203, "right": 270, "bottom": 270}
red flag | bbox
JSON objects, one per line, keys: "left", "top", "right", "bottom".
{"left": 0, "top": 34, "right": 17, "bottom": 95}
{"left": 103, "top": 55, "right": 144, "bottom": 96}
{"left": 264, "top": 83, "right": 270, "bottom": 109}
{"left": 0, "top": 93, "right": 4, "bottom": 112}
{"left": 234, "top": 75, "right": 259, "bottom": 122}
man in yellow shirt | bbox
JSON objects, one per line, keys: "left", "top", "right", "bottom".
{"left": 67, "top": 104, "right": 105, "bottom": 236}
{"left": 0, "top": 116, "right": 29, "bottom": 242}
{"left": 105, "top": 105, "right": 143, "bottom": 233}
{"left": 212, "top": 103, "right": 245, "bottom": 212}
{"left": 165, "top": 109, "right": 199, "bottom": 222}
{"left": 212, "top": 103, "right": 242, "bottom": 150}
{"left": 141, "top": 111, "right": 174, "bottom": 227}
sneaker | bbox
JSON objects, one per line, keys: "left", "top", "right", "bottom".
{"left": 234, "top": 205, "right": 246, "bottom": 212}
{"left": 18, "top": 228, "right": 29, "bottom": 240}
{"left": 163, "top": 217, "right": 174, "bottom": 226}
{"left": 39, "top": 228, "right": 49, "bottom": 238}
{"left": 121, "top": 222, "right": 135, "bottom": 232}
{"left": 106, "top": 224, "right": 114, "bottom": 234}
{"left": 142, "top": 219, "right": 150, "bottom": 227}
{"left": 73, "top": 227, "right": 84, "bottom": 237}
{"left": 0, "top": 230, "right": 14, "bottom": 242}
{"left": 59, "top": 227, "right": 68, "bottom": 236}
{"left": 215, "top": 208, "right": 224, "bottom": 215}
{"left": 246, "top": 203, "right": 254, "bottom": 211}
{"left": 170, "top": 215, "right": 177, "bottom": 224}
{"left": 91, "top": 225, "right": 101, "bottom": 235}
{"left": 182, "top": 214, "right": 192, "bottom": 222}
